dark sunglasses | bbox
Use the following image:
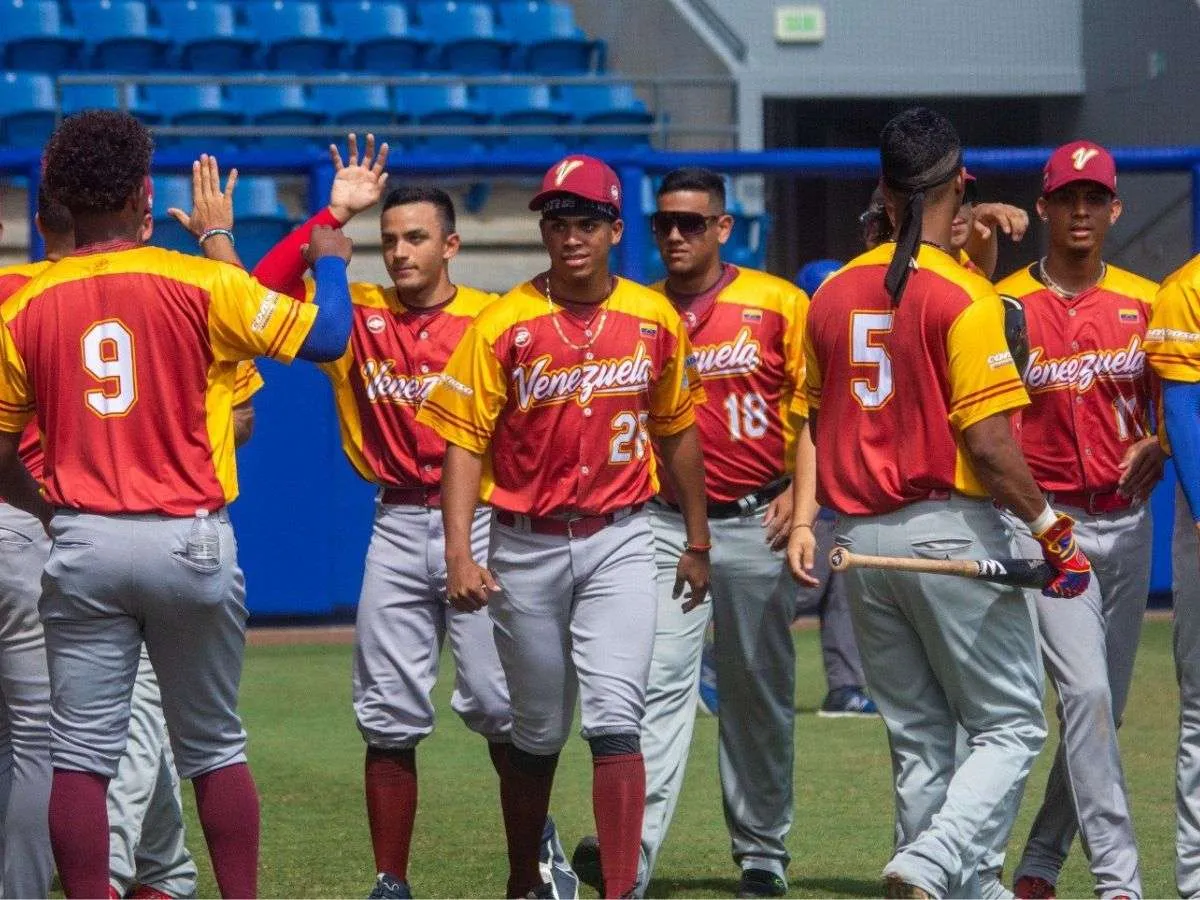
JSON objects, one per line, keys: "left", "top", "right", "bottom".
{"left": 650, "top": 211, "right": 720, "bottom": 237}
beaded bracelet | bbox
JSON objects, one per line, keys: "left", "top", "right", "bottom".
{"left": 684, "top": 541, "right": 713, "bottom": 553}
{"left": 198, "top": 228, "right": 235, "bottom": 247}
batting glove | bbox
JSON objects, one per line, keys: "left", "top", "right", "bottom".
{"left": 1033, "top": 513, "right": 1091, "bottom": 598}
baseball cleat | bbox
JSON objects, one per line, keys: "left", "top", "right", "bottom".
{"left": 697, "top": 639, "right": 719, "bottom": 716}
{"left": 737, "top": 868, "right": 787, "bottom": 898}
{"left": 571, "top": 835, "right": 604, "bottom": 897}
{"left": 1013, "top": 875, "right": 1056, "bottom": 899}
{"left": 883, "top": 875, "right": 933, "bottom": 899}
{"left": 818, "top": 686, "right": 879, "bottom": 718}
{"left": 539, "top": 815, "right": 580, "bottom": 899}
{"left": 367, "top": 872, "right": 412, "bottom": 899}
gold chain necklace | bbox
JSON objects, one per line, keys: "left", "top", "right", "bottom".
{"left": 545, "top": 279, "right": 609, "bottom": 351}
{"left": 1038, "top": 257, "right": 1106, "bottom": 299}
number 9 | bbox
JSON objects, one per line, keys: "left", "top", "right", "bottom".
{"left": 82, "top": 320, "right": 138, "bottom": 417}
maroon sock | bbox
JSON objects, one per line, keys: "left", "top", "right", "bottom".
{"left": 592, "top": 753, "right": 645, "bottom": 899}
{"left": 364, "top": 747, "right": 418, "bottom": 880}
{"left": 193, "top": 762, "right": 260, "bottom": 898}
{"left": 487, "top": 740, "right": 509, "bottom": 779}
{"left": 500, "top": 748, "right": 558, "bottom": 898}
{"left": 49, "top": 768, "right": 110, "bottom": 898}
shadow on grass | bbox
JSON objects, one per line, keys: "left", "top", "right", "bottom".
{"left": 648, "top": 875, "right": 882, "bottom": 898}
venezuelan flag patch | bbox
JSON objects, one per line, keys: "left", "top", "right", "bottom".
{"left": 640, "top": 322, "right": 658, "bottom": 338}
{"left": 742, "top": 308, "right": 763, "bottom": 323}
{"left": 1119, "top": 309, "right": 1140, "bottom": 323}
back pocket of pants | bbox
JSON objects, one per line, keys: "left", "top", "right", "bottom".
{"left": 910, "top": 537, "right": 976, "bottom": 560}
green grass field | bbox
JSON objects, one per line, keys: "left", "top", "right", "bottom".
{"left": 179, "top": 617, "right": 1181, "bottom": 898}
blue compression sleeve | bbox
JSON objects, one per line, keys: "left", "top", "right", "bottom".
{"left": 296, "top": 256, "right": 352, "bottom": 362}
{"left": 1164, "top": 379, "right": 1200, "bottom": 522}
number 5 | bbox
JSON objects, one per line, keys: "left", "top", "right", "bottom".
{"left": 850, "top": 312, "right": 895, "bottom": 410}
{"left": 82, "top": 320, "right": 138, "bottom": 417}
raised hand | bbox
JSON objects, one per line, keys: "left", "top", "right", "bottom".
{"left": 973, "top": 202, "right": 1030, "bottom": 243}
{"left": 168, "top": 154, "right": 237, "bottom": 238}
{"left": 328, "top": 132, "right": 390, "bottom": 223}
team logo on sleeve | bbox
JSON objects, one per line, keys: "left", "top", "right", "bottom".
{"left": 512, "top": 343, "right": 654, "bottom": 410}
{"left": 250, "top": 292, "right": 279, "bottom": 334}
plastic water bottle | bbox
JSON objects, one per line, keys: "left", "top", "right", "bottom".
{"left": 186, "top": 508, "right": 220, "bottom": 570}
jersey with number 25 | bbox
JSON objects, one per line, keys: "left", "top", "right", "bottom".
{"left": 804, "top": 242, "right": 1029, "bottom": 515}
{"left": 0, "top": 242, "right": 316, "bottom": 516}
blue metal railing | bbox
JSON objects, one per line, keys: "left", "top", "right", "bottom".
{"left": 5, "top": 145, "right": 1200, "bottom": 278}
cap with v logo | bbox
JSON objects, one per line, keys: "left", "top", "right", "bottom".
{"left": 1042, "top": 141, "right": 1117, "bottom": 195}
{"left": 529, "top": 155, "right": 622, "bottom": 213}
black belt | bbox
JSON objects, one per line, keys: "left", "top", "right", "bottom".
{"left": 659, "top": 477, "right": 791, "bottom": 520}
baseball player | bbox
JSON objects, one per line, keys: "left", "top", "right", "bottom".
{"left": 106, "top": 160, "right": 265, "bottom": 900}
{"left": 249, "top": 134, "right": 575, "bottom": 900}
{"left": 1143, "top": 243, "right": 1200, "bottom": 897}
{"left": 0, "top": 110, "right": 353, "bottom": 898}
{"left": 791, "top": 107, "right": 1091, "bottom": 899}
{"left": 570, "top": 165, "right": 806, "bottom": 900}
{"left": 996, "top": 142, "right": 1160, "bottom": 900}
{"left": 416, "top": 154, "right": 710, "bottom": 900}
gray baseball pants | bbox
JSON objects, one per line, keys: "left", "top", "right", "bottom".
{"left": 487, "top": 510, "right": 656, "bottom": 756}
{"left": 0, "top": 503, "right": 52, "bottom": 898}
{"left": 639, "top": 501, "right": 795, "bottom": 893}
{"left": 41, "top": 508, "right": 249, "bottom": 780}
{"left": 1009, "top": 504, "right": 1149, "bottom": 898}
{"left": 1172, "top": 483, "right": 1200, "bottom": 898}
{"left": 794, "top": 513, "right": 868, "bottom": 693}
{"left": 108, "top": 648, "right": 198, "bottom": 898}
{"left": 839, "top": 495, "right": 1046, "bottom": 898}
{"left": 353, "top": 503, "right": 511, "bottom": 749}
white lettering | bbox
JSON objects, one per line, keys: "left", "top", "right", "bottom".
{"left": 512, "top": 343, "right": 654, "bottom": 410}
{"left": 361, "top": 359, "right": 443, "bottom": 405}
{"left": 1023, "top": 335, "right": 1146, "bottom": 394}
{"left": 690, "top": 327, "right": 763, "bottom": 377}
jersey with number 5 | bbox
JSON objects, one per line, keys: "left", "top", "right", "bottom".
{"left": 653, "top": 266, "right": 807, "bottom": 503}
{"left": 804, "top": 243, "right": 1029, "bottom": 516}
{"left": 417, "top": 276, "right": 703, "bottom": 518}
{"left": 0, "top": 241, "right": 316, "bottom": 515}
{"left": 995, "top": 264, "right": 1158, "bottom": 494}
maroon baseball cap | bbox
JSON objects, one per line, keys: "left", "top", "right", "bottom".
{"left": 529, "top": 155, "right": 622, "bottom": 217}
{"left": 1042, "top": 141, "right": 1117, "bottom": 195}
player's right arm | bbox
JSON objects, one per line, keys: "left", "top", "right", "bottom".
{"left": 252, "top": 133, "right": 388, "bottom": 300}
{"left": 416, "top": 319, "right": 509, "bottom": 611}
{"left": 949, "top": 293, "right": 1090, "bottom": 598}
{"left": 0, "top": 324, "right": 51, "bottom": 526}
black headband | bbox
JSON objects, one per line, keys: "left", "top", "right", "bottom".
{"left": 882, "top": 148, "right": 963, "bottom": 304}
{"left": 539, "top": 194, "right": 619, "bottom": 222}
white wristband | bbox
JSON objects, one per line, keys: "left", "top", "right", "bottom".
{"left": 1027, "top": 503, "right": 1057, "bottom": 535}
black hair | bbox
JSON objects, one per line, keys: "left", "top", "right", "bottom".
{"left": 41, "top": 110, "right": 152, "bottom": 216}
{"left": 657, "top": 167, "right": 726, "bottom": 211}
{"left": 381, "top": 186, "right": 457, "bottom": 235}
{"left": 37, "top": 187, "right": 73, "bottom": 236}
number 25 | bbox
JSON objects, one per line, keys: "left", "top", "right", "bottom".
{"left": 82, "top": 320, "right": 138, "bottom": 417}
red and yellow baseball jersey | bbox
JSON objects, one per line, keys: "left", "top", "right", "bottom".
{"left": 0, "top": 241, "right": 316, "bottom": 515}
{"left": 1146, "top": 253, "right": 1200, "bottom": 384}
{"left": 0, "top": 260, "right": 53, "bottom": 480}
{"left": 416, "top": 276, "right": 702, "bottom": 517}
{"left": 303, "top": 278, "right": 497, "bottom": 488}
{"left": 804, "top": 243, "right": 1029, "bottom": 515}
{"left": 996, "top": 264, "right": 1157, "bottom": 494}
{"left": 652, "top": 265, "right": 807, "bottom": 502}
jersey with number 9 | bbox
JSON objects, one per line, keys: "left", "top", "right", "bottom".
{"left": 803, "top": 243, "right": 1029, "bottom": 516}
{"left": 0, "top": 244, "right": 316, "bottom": 515}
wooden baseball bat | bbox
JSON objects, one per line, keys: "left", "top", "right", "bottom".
{"left": 828, "top": 547, "right": 1053, "bottom": 589}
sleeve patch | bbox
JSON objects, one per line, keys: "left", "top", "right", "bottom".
{"left": 250, "top": 292, "right": 279, "bottom": 334}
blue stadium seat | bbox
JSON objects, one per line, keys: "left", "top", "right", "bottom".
{"left": 418, "top": 1, "right": 512, "bottom": 73}
{"left": 0, "top": 0, "right": 83, "bottom": 72}
{"left": 0, "top": 71, "right": 56, "bottom": 147}
{"left": 226, "top": 82, "right": 326, "bottom": 150}
{"left": 726, "top": 214, "right": 769, "bottom": 270}
{"left": 498, "top": 1, "right": 601, "bottom": 74}
{"left": 60, "top": 81, "right": 158, "bottom": 122}
{"left": 148, "top": 174, "right": 197, "bottom": 255}
{"left": 231, "top": 176, "right": 292, "bottom": 268}
{"left": 330, "top": 1, "right": 430, "bottom": 72}
{"left": 242, "top": 1, "right": 343, "bottom": 71}
{"left": 155, "top": 1, "right": 258, "bottom": 72}
{"left": 310, "top": 82, "right": 396, "bottom": 128}
{"left": 70, "top": 1, "right": 170, "bottom": 71}
{"left": 557, "top": 82, "right": 654, "bottom": 148}
{"left": 396, "top": 81, "right": 489, "bottom": 153}
{"left": 141, "top": 83, "right": 242, "bottom": 152}
{"left": 476, "top": 82, "right": 568, "bottom": 151}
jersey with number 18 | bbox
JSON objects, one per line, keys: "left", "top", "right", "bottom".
{"left": 803, "top": 242, "right": 1029, "bottom": 516}
{"left": 0, "top": 242, "right": 315, "bottom": 515}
